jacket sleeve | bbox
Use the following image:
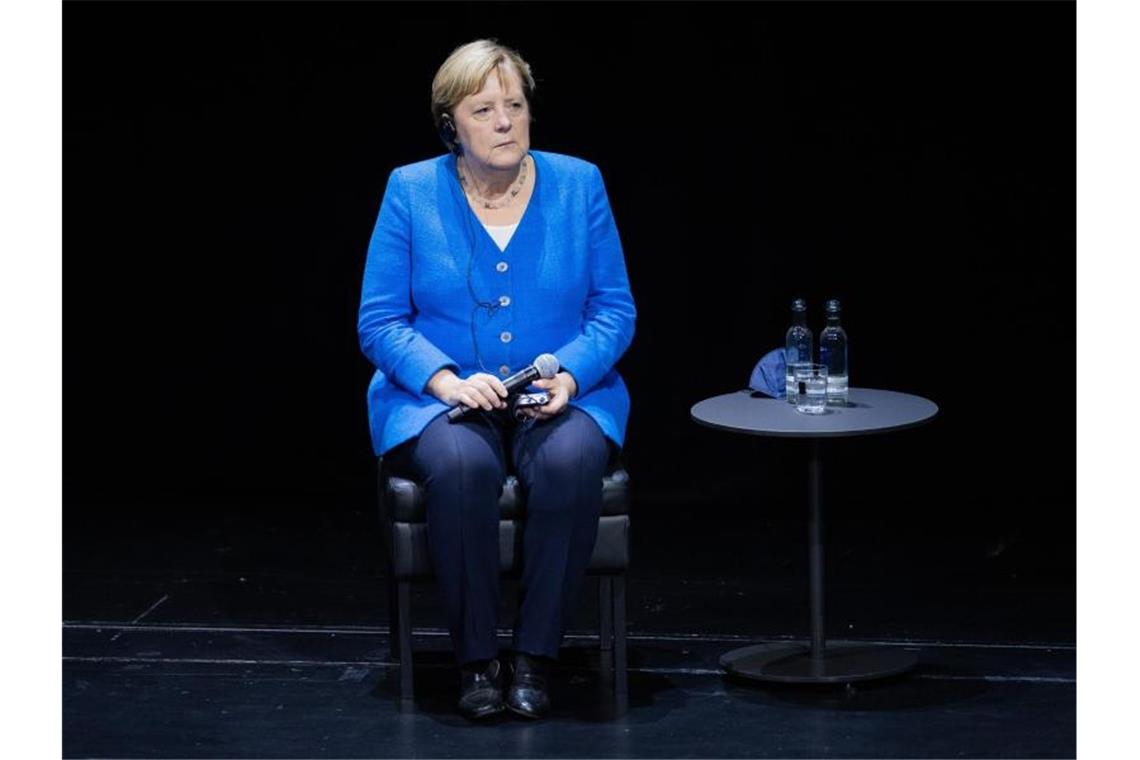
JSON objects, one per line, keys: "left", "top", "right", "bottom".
{"left": 553, "top": 164, "right": 637, "bottom": 396}
{"left": 357, "top": 169, "right": 458, "bottom": 396}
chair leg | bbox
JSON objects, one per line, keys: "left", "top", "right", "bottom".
{"left": 598, "top": 576, "right": 614, "bottom": 682}
{"left": 613, "top": 574, "right": 628, "bottom": 713}
{"left": 396, "top": 579, "right": 414, "bottom": 703}
{"left": 387, "top": 574, "right": 399, "bottom": 662}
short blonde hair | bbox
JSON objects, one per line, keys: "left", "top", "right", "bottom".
{"left": 430, "top": 39, "right": 536, "bottom": 129}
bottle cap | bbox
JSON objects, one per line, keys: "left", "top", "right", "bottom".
{"left": 826, "top": 299, "right": 841, "bottom": 313}
{"left": 792, "top": 298, "right": 806, "bottom": 312}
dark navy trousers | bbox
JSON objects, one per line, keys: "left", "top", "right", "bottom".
{"left": 386, "top": 406, "right": 612, "bottom": 665}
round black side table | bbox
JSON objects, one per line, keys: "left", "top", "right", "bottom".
{"left": 691, "top": 388, "right": 938, "bottom": 684}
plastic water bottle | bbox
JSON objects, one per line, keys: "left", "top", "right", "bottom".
{"left": 785, "top": 298, "right": 813, "bottom": 403}
{"left": 819, "top": 298, "right": 848, "bottom": 405}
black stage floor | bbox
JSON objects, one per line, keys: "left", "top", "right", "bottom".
{"left": 63, "top": 496, "right": 1075, "bottom": 758}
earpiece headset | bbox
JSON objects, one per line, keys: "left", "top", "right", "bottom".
{"left": 438, "top": 110, "right": 500, "bottom": 371}
{"left": 438, "top": 112, "right": 461, "bottom": 156}
{"left": 440, "top": 85, "right": 536, "bottom": 378}
{"left": 436, "top": 112, "right": 496, "bottom": 369}
{"left": 442, "top": 133, "right": 499, "bottom": 374}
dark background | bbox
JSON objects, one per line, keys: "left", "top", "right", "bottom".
{"left": 65, "top": 1, "right": 1074, "bottom": 632}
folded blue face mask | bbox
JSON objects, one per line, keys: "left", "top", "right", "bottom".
{"left": 749, "top": 348, "right": 787, "bottom": 398}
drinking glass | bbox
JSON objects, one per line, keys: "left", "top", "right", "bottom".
{"left": 793, "top": 364, "right": 828, "bottom": 414}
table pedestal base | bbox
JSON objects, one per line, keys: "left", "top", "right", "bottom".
{"left": 719, "top": 642, "right": 918, "bottom": 684}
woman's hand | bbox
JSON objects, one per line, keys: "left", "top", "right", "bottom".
{"left": 427, "top": 369, "right": 508, "bottom": 411}
{"left": 522, "top": 371, "right": 578, "bottom": 421}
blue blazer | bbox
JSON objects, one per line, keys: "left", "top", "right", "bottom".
{"left": 358, "top": 150, "right": 637, "bottom": 456}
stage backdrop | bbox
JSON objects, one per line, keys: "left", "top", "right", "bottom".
{"left": 66, "top": 1, "right": 1074, "bottom": 575}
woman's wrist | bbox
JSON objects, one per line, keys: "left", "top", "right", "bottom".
{"left": 559, "top": 371, "right": 578, "bottom": 399}
{"left": 426, "top": 368, "right": 459, "bottom": 402}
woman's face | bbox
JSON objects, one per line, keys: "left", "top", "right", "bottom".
{"left": 452, "top": 63, "right": 530, "bottom": 170}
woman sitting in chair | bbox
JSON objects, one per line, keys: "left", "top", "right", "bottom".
{"left": 357, "top": 39, "right": 636, "bottom": 720}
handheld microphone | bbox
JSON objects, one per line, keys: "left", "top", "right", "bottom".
{"left": 447, "top": 353, "right": 560, "bottom": 422}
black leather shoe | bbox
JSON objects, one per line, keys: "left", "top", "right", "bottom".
{"left": 506, "top": 652, "right": 550, "bottom": 719}
{"left": 458, "top": 658, "right": 505, "bottom": 720}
